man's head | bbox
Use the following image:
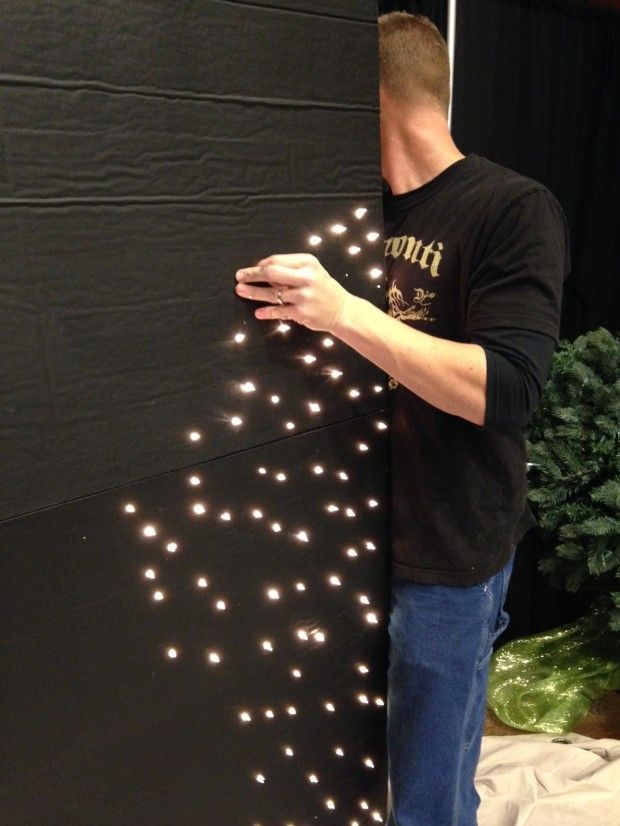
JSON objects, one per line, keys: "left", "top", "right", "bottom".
{"left": 378, "top": 12, "right": 450, "bottom": 117}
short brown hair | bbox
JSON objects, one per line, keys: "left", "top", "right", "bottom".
{"left": 378, "top": 12, "right": 450, "bottom": 115}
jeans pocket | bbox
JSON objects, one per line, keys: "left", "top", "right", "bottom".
{"left": 476, "top": 554, "right": 514, "bottom": 669}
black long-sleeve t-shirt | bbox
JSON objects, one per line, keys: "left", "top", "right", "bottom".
{"left": 383, "top": 154, "right": 570, "bottom": 586}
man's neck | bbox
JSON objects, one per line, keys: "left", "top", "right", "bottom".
{"left": 381, "top": 106, "right": 465, "bottom": 195}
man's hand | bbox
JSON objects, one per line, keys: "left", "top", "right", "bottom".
{"left": 235, "top": 253, "right": 353, "bottom": 333}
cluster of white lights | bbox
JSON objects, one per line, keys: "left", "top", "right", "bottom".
{"left": 124, "top": 304, "right": 390, "bottom": 814}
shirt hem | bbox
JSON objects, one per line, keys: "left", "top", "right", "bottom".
{"left": 392, "top": 560, "right": 506, "bottom": 587}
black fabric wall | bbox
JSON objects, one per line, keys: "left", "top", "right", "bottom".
{"left": 0, "top": 2, "right": 389, "bottom": 823}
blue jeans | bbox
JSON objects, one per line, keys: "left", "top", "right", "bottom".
{"left": 386, "top": 552, "right": 515, "bottom": 826}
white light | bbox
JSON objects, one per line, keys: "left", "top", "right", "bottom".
{"left": 197, "top": 577, "right": 208, "bottom": 588}
{"left": 284, "top": 746, "right": 294, "bottom": 757}
{"left": 291, "top": 668, "right": 302, "bottom": 678}
{"left": 270, "top": 395, "right": 280, "bottom": 404}
{"left": 309, "top": 774, "right": 319, "bottom": 784}
{"left": 230, "top": 416, "right": 243, "bottom": 427}
{"left": 302, "top": 354, "right": 316, "bottom": 364}
{"left": 167, "top": 647, "right": 178, "bottom": 658}
{"left": 324, "top": 702, "right": 335, "bottom": 712}
{"left": 359, "top": 595, "right": 370, "bottom": 605}
{"left": 208, "top": 651, "right": 221, "bottom": 664}
{"left": 287, "top": 706, "right": 297, "bottom": 716}
{"left": 348, "top": 245, "right": 361, "bottom": 255}
{"left": 258, "top": 466, "right": 267, "bottom": 475}
{"left": 297, "top": 629, "right": 309, "bottom": 641}
{"left": 239, "top": 711, "right": 252, "bottom": 722}
{"left": 192, "top": 503, "right": 206, "bottom": 515}
{"left": 338, "top": 471, "right": 349, "bottom": 481}
{"left": 153, "top": 590, "right": 164, "bottom": 601}
{"left": 262, "top": 640, "right": 274, "bottom": 652}
{"left": 366, "top": 231, "right": 380, "bottom": 242}
{"left": 360, "top": 800, "right": 370, "bottom": 810}
{"left": 358, "top": 442, "right": 369, "bottom": 452}
{"left": 358, "top": 694, "right": 369, "bottom": 704}
{"left": 308, "top": 401, "right": 321, "bottom": 413}
{"left": 233, "top": 332, "right": 246, "bottom": 343}
{"left": 255, "top": 774, "right": 266, "bottom": 784}
{"left": 366, "top": 612, "right": 379, "bottom": 625}
{"left": 277, "top": 322, "right": 291, "bottom": 333}
{"left": 326, "top": 504, "right": 339, "bottom": 513}
{"left": 330, "top": 223, "right": 347, "bottom": 235}
{"left": 166, "top": 541, "right": 178, "bottom": 553}
{"left": 124, "top": 503, "right": 136, "bottom": 513}
{"left": 326, "top": 799, "right": 336, "bottom": 810}
{"left": 375, "top": 697, "right": 385, "bottom": 707}
{"left": 371, "top": 812, "right": 383, "bottom": 822}
{"left": 330, "top": 368, "right": 343, "bottom": 379}
{"left": 346, "top": 547, "right": 358, "bottom": 558}
{"left": 369, "top": 267, "right": 383, "bottom": 279}
{"left": 143, "top": 525, "right": 157, "bottom": 537}
{"left": 329, "top": 575, "right": 342, "bottom": 587}
{"left": 357, "top": 664, "right": 370, "bottom": 674}
{"left": 368, "top": 499, "right": 379, "bottom": 508}
{"left": 295, "top": 582, "right": 306, "bottom": 592}
{"left": 275, "top": 472, "right": 287, "bottom": 482}
{"left": 376, "top": 421, "right": 388, "bottom": 430}
{"left": 240, "top": 381, "right": 256, "bottom": 393}
{"left": 215, "top": 600, "right": 227, "bottom": 611}
{"left": 322, "top": 337, "right": 334, "bottom": 348}
{"left": 313, "top": 631, "right": 326, "bottom": 643}
{"left": 374, "top": 384, "right": 383, "bottom": 393}
{"left": 267, "top": 588, "right": 280, "bottom": 601}
{"left": 313, "top": 464, "right": 324, "bottom": 475}
{"left": 365, "top": 540, "right": 376, "bottom": 551}
{"left": 189, "top": 475, "right": 201, "bottom": 486}
{"left": 348, "top": 388, "right": 360, "bottom": 399}
{"left": 265, "top": 709, "right": 275, "bottom": 719}
{"left": 335, "top": 747, "right": 345, "bottom": 757}
{"left": 189, "top": 431, "right": 201, "bottom": 442}
{"left": 308, "top": 234, "right": 322, "bottom": 246}
{"left": 220, "top": 511, "right": 232, "bottom": 521}
{"left": 285, "top": 421, "right": 295, "bottom": 431}
{"left": 252, "top": 509, "right": 263, "bottom": 519}
{"left": 354, "top": 207, "right": 367, "bottom": 219}
{"left": 144, "top": 568, "right": 156, "bottom": 580}
{"left": 364, "top": 758, "right": 375, "bottom": 769}
{"left": 271, "top": 522, "right": 282, "bottom": 533}
{"left": 295, "top": 530, "right": 309, "bottom": 543}
{"left": 345, "top": 507, "right": 356, "bottom": 518}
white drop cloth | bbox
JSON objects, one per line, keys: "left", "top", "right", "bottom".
{"left": 476, "top": 733, "right": 620, "bottom": 825}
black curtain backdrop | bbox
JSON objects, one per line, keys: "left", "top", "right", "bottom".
{"left": 452, "top": 0, "right": 620, "bottom": 339}
{"left": 377, "top": 0, "right": 619, "bottom": 640}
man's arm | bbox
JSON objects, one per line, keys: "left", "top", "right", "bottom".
{"left": 235, "top": 254, "right": 487, "bottom": 427}
{"left": 331, "top": 293, "right": 487, "bottom": 426}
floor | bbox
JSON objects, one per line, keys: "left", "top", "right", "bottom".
{"left": 484, "top": 689, "right": 620, "bottom": 739}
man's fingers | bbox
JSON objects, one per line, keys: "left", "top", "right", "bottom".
{"left": 236, "top": 283, "right": 300, "bottom": 304}
{"left": 236, "top": 263, "right": 306, "bottom": 287}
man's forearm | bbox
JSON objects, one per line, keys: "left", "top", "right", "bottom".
{"left": 331, "top": 294, "right": 487, "bottom": 426}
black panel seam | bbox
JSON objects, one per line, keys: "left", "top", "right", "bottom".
{"left": 0, "top": 74, "right": 378, "bottom": 112}
{"left": 212, "top": 0, "right": 377, "bottom": 25}
{"left": 0, "top": 407, "right": 390, "bottom": 525}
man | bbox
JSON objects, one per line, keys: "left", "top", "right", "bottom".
{"left": 235, "top": 11, "right": 569, "bottom": 826}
